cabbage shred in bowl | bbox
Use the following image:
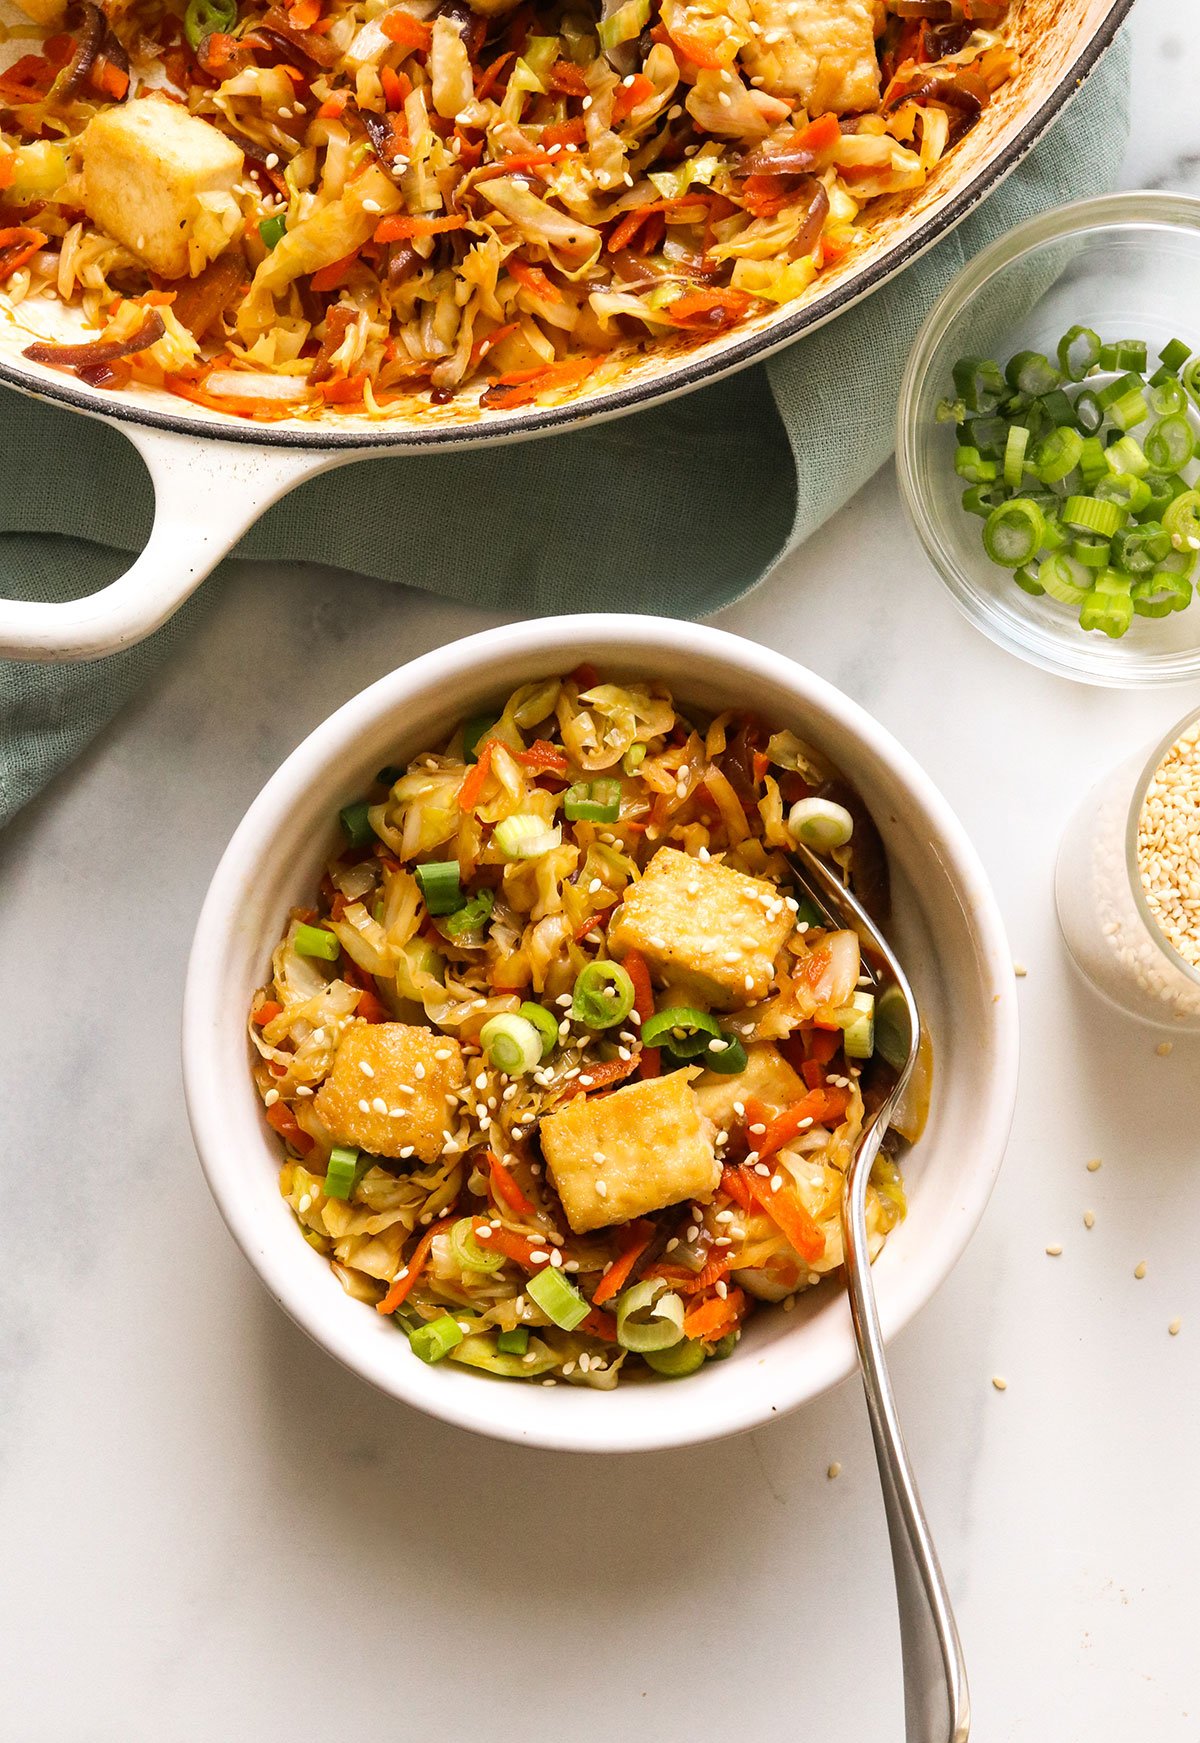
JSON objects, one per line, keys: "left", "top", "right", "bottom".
{"left": 250, "top": 669, "right": 920, "bottom": 1385}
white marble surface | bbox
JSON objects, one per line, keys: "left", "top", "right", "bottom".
{"left": 3, "top": 5, "right": 1199, "bottom": 1737}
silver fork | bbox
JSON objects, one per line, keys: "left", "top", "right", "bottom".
{"left": 785, "top": 837, "right": 970, "bottom": 1743}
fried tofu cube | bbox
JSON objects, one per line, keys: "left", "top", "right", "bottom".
{"left": 81, "top": 98, "right": 243, "bottom": 280}
{"left": 314, "top": 1023, "right": 465, "bottom": 1163}
{"left": 692, "top": 1042, "right": 806, "bottom": 1129}
{"left": 540, "top": 1070, "right": 719, "bottom": 1234}
{"left": 608, "top": 847, "right": 794, "bottom": 1011}
{"left": 742, "top": 0, "right": 881, "bottom": 114}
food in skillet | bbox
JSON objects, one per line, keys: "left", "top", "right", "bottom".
{"left": 248, "top": 671, "right": 921, "bottom": 1384}
{"left": 0, "top": 0, "right": 1016, "bottom": 416}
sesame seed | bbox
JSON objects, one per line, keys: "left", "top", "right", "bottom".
{"left": 359, "top": 1061, "right": 375, "bottom": 1078}
{"left": 297, "top": 1193, "right": 312, "bottom": 1213}
{"left": 744, "top": 974, "right": 755, "bottom": 991}
{"left": 753, "top": 1162, "right": 770, "bottom": 1177}
{"left": 264, "top": 1088, "right": 279, "bottom": 1107}
{"left": 529, "top": 1250, "right": 550, "bottom": 1264}
{"left": 749, "top": 1122, "right": 767, "bottom": 1136}
{"left": 648, "top": 935, "right": 667, "bottom": 949}
{"left": 595, "top": 1181, "right": 608, "bottom": 1198}
{"left": 1134, "top": 1261, "right": 1147, "bottom": 1279}
{"left": 715, "top": 1280, "right": 728, "bottom": 1299}
{"left": 1013, "top": 961, "right": 1027, "bottom": 978}
{"left": 1083, "top": 1210, "right": 1096, "bottom": 1229}
{"left": 357, "top": 1098, "right": 370, "bottom": 1113}
{"left": 782, "top": 1294, "right": 796, "bottom": 1312}
{"left": 265, "top": 152, "right": 279, "bottom": 168}
{"left": 475, "top": 1074, "right": 488, "bottom": 1091}
{"left": 771, "top": 1174, "right": 783, "bottom": 1193}
{"left": 588, "top": 878, "right": 602, "bottom": 894}
{"left": 414, "top": 1063, "right": 426, "bottom": 1080}
{"left": 1169, "top": 1318, "right": 1182, "bottom": 1336}
{"left": 1157, "top": 1040, "right": 1173, "bottom": 1056}
{"left": 1087, "top": 1157, "right": 1102, "bottom": 1172}
{"left": 434, "top": 1048, "right": 453, "bottom": 1061}
{"left": 686, "top": 1223, "right": 699, "bottom": 1240}
{"left": 827, "top": 1462, "right": 841, "bottom": 1480}
{"left": 992, "top": 1376, "right": 1008, "bottom": 1392}
{"left": 1045, "top": 1243, "right": 1063, "bottom": 1257}
{"left": 666, "top": 1237, "right": 679, "bottom": 1252}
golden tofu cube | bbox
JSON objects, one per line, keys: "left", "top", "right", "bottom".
{"left": 540, "top": 1070, "right": 719, "bottom": 1234}
{"left": 608, "top": 847, "right": 794, "bottom": 1010}
{"left": 81, "top": 98, "right": 243, "bottom": 280}
{"left": 314, "top": 1023, "right": 465, "bottom": 1163}
{"left": 742, "top": 0, "right": 881, "bottom": 113}
{"left": 692, "top": 1042, "right": 806, "bottom": 1129}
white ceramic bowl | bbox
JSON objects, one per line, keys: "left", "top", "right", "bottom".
{"left": 183, "top": 616, "right": 1019, "bottom": 1453}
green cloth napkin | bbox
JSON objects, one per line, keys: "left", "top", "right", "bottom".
{"left": 0, "top": 34, "right": 1130, "bottom": 830}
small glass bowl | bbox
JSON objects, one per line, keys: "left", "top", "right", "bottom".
{"left": 1056, "top": 703, "right": 1200, "bottom": 1027}
{"left": 897, "top": 191, "right": 1200, "bottom": 688}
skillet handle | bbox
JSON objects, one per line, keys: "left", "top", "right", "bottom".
{"left": 0, "top": 424, "right": 348, "bottom": 663}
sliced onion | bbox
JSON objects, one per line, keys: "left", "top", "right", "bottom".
{"left": 23, "top": 309, "right": 165, "bottom": 370}
{"left": 202, "top": 369, "right": 312, "bottom": 401}
{"left": 49, "top": 1, "right": 105, "bottom": 101}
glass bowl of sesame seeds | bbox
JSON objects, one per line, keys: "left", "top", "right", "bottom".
{"left": 1056, "top": 704, "right": 1200, "bottom": 1026}
{"left": 183, "top": 613, "right": 1019, "bottom": 1452}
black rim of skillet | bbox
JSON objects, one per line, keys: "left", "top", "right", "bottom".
{"left": 0, "top": 0, "right": 1137, "bottom": 455}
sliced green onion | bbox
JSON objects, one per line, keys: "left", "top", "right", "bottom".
{"left": 1104, "top": 434, "right": 1150, "bottom": 478}
{"left": 1132, "top": 571, "right": 1193, "bottom": 617}
{"left": 961, "top": 483, "right": 1007, "bottom": 518}
{"left": 572, "top": 961, "right": 635, "bottom": 1029}
{"left": 1003, "top": 424, "right": 1029, "bottom": 489}
{"left": 324, "top": 1145, "right": 363, "bottom": 1200}
{"left": 440, "top": 887, "right": 494, "bottom": 939}
{"left": 644, "top": 1338, "right": 706, "bottom": 1378}
{"left": 702, "top": 1033, "right": 748, "bottom": 1075}
{"left": 1039, "top": 388, "right": 1078, "bottom": 429}
{"left": 414, "top": 860, "right": 463, "bottom": 916}
{"left": 1079, "top": 584, "right": 1133, "bottom": 639}
{"left": 527, "top": 1266, "right": 590, "bottom": 1331}
{"left": 1031, "top": 426, "right": 1083, "bottom": 485}
{"left": 449, "top": 1216, "right": 506, "bottom": 1274}
{"left": 258, "top": 214, "right": 287, "bottom": 250}
{"left": 1140, "top": 473, "right": 1185, "bottom": 518}
{"left": 794, "top": 896, "right": 825, "bottom": 928}
{"left": 1099, "top": 339, "right": 1147, "bottom": 373}
{"left": 1159, "top": 337, "right": 1192, "bottom": 372}
{"left": 1164, "top": 488, "right": 1200, "bottom": 550}
{"left": 1037, "top": 553, "right": 1090, "bottom": 606}
{"left": 1111, "top": 388, "right": 1150, "bottom": 432}
{"left": 1112, "top": 522, "right": 1170, "bottom": 574}
{"left": 1062, "top": 495, "right": 1125, "bottom": 537}
{"left": 841, "top": 991, "right": 875, "bottom": 1060}
{"left": 293, "top": 922, "right": 340, "bottom": 960}
{"left": 954, "top": 444, "right": 998, "bottom": 484}
{"left": 952, "top": 356, "right": 1005, "bottom": 412}
{"left": 494, "top": 814, "right": 562, "bottom": 859}
{"left": 1143, "top": 415, "right": 1194, "bottom": 473}
{"left": 964, "top": 414, "right": 1009, "bottom": 455}
{"left": 1096, "top": 371, "right": 1144, "bottom": 410}
{"left": 1076, "top": 435, "right": 1108, "bottom": 486}
{"left": 376, "top": 763, "right": 403, "bottom": 787}
{"left": 708, "top": 1331, "right": 738, "bottom": 1360}
{"left": 563, "top": 779, "right": 621, "bottom": 823}
{"left": 410, "top": 1315, "right": 465, "bottom": 1364}
{"left": 622, "top": 744, "right": 646, "bottom": 774}
{"left": 1095, "top": 472, "right": 1151, "bottom": 516}
{"left": 642, "top": 1005, "right": 721, "bottom": 1057}
{"left": 615, "top": 1278, "right": 685, "bottom": 1353}
{"left": 463, "top": 711, "right": 500, "bottom": 761}
{"left": 496, "top": 1326, "right": 530, "bottom": 1355}
{"left": 787, "top": 796, "right": 854, "bottom": 850}
{"left": 1070, "top": 535, "right": 1110, "bottom": 570}
{"left": 1073, "top": 389, "right": 1104, "bottom": 435}
{"left": 184, "top": 0, "right": 237, "bottom": 48}
{"left": 1183, "top": 355, "right": 1200, "bottom": 405}
{"left": 479, "top": 1012, "right": 544, "bottom": 1076}
{"left": 1041, "top": 514, "right": 1068, "bottom": 553}
{"left": 518, "top": 1001, "right": 559, "bottom": 1059}
{"left": 1005, "top": 350, "right": 1061, "bottom": 396}
{"left": 339, "top": 800, "right": 375, "bottom": 847}
{"left": 1013, "top": 565, "right": 1045, "bottom": 596}
{"left": 982, "top": 498, "right": 1045, "bottom": 568}
{"left": 1148, "top": 377, "right": 1189, "bottom": 417}
{"left": 1057, "top": 324, "right": 1102, "bottom": 381}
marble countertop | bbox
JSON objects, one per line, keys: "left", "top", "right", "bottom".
{"left": 2, "top": 3, "right": 1198, "bottom": 1736}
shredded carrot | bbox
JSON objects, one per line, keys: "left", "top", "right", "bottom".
{"left": 624, "top": 948, "right": 654, "bottom": 1022}
{"left": 591, "top": 1218, "right": 655, "bottom": 1305}
{"left": 684, "top": 1287, "right": 745, "bottom": 1342}
{"left": 719, "top": 1164, "right": 754, "bottom": 1212}
{"left": 381, "top": 10, "right": 432, "bottom": 50}
{"left": 0, "top": 155, "right": 14, "bottom": 191}
{"left": 548, "top": 57, "right": 588, "bottom": 95}
{"left": 309, "top": 251, "right": 359, "bottom": 292}
{"left": 480, "top": 354, "right": 599, "bottom": 410}
{"left": 507, "top": 259, "right": 563, "bottom": 304}
{"left": 90, "top": 56, "right": 130, "bottom": 100}
{"left": 606, "top": 204, "right": 660, "bottom": 254}
{"left": 488, "top": 1151, "right": 536, "bottom": 1217}
{"left": 380, "top": 64, "right": 410, "bottom": 108}
{"left": 471, "top": 1219, "right": 553, "bottom": 1270}
{"left": 457, "top": 739, "right": 496, "bottom": 810}
{"left": 540, "top": 115, "right": 586, "bottom": 147}
{"left": 354, "top": 986, "right": 391, "bottom": 1023}
{"left": 377, "top": 1216, "right": 456, "bottom": 1313}
{"left": 611, "top": 72, "right": 654, "bottom": 120}
{"left": 800, "top": 1059, "right": 824, "bottom": 1090}
{"left": 266, "top": 1100, "right": 313, "bottom": 1155}
{"left": 744, "top": 1171, "right": 825, "bottom": 1263}
{"left": 316, "top": 89, "right": 348, "bottom": 118}
{"left": 0, "top": 226, "right": 47, "bottom": 283}
{"left": 473, "top": 151, "right": 555, "bottom": 183}
{"left": 474, "top": 48, "right": 514, "bottom": 100}
{"left": 665, "top": 286, "right": 753, "bottom": 330}
{"left": 662, "top": 24, "right": 724, "bottom": 69}
{"left": 516, "top": 737, "right": 568, "bottom": 773}
{"left": 796, "top": 111, "right": 841, "bottom": 155}
{"left": 288, "top": 0, "right": 322, "bottom": 27}
{"left": 580, "top": 1306, "right": 620, "bottom": 1342}
{"left": 758, "top": 1086, "right": 851, "bottom": 1159}
{"left": 374, "top": 212, "right": 468, "bottom": 243}
{"left": 253, "top": 1000, "right": 283, "bottom": 1026}
{"left": 472, "top": 319, "right": 519, "bottom": 363}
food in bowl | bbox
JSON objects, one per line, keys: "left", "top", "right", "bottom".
{"left": 1, "top": 0, "right": 1015, "bottom": 417}
{"left": 249, "top": 667, "right": 920, "bottom": 1385}
{"left": 942, "top": 328, "right": 1200, "bottom": 637}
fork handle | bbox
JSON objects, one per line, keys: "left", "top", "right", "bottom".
{"left": 844, "top": 1149, "right": 971, "bottom": 1743}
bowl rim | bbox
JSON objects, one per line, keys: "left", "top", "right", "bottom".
{"left": 895, "top": 188, "right": 1200, "bottom": 689}
{"left": 181, "top": 614, "right": 1020, "bottom": 1452}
